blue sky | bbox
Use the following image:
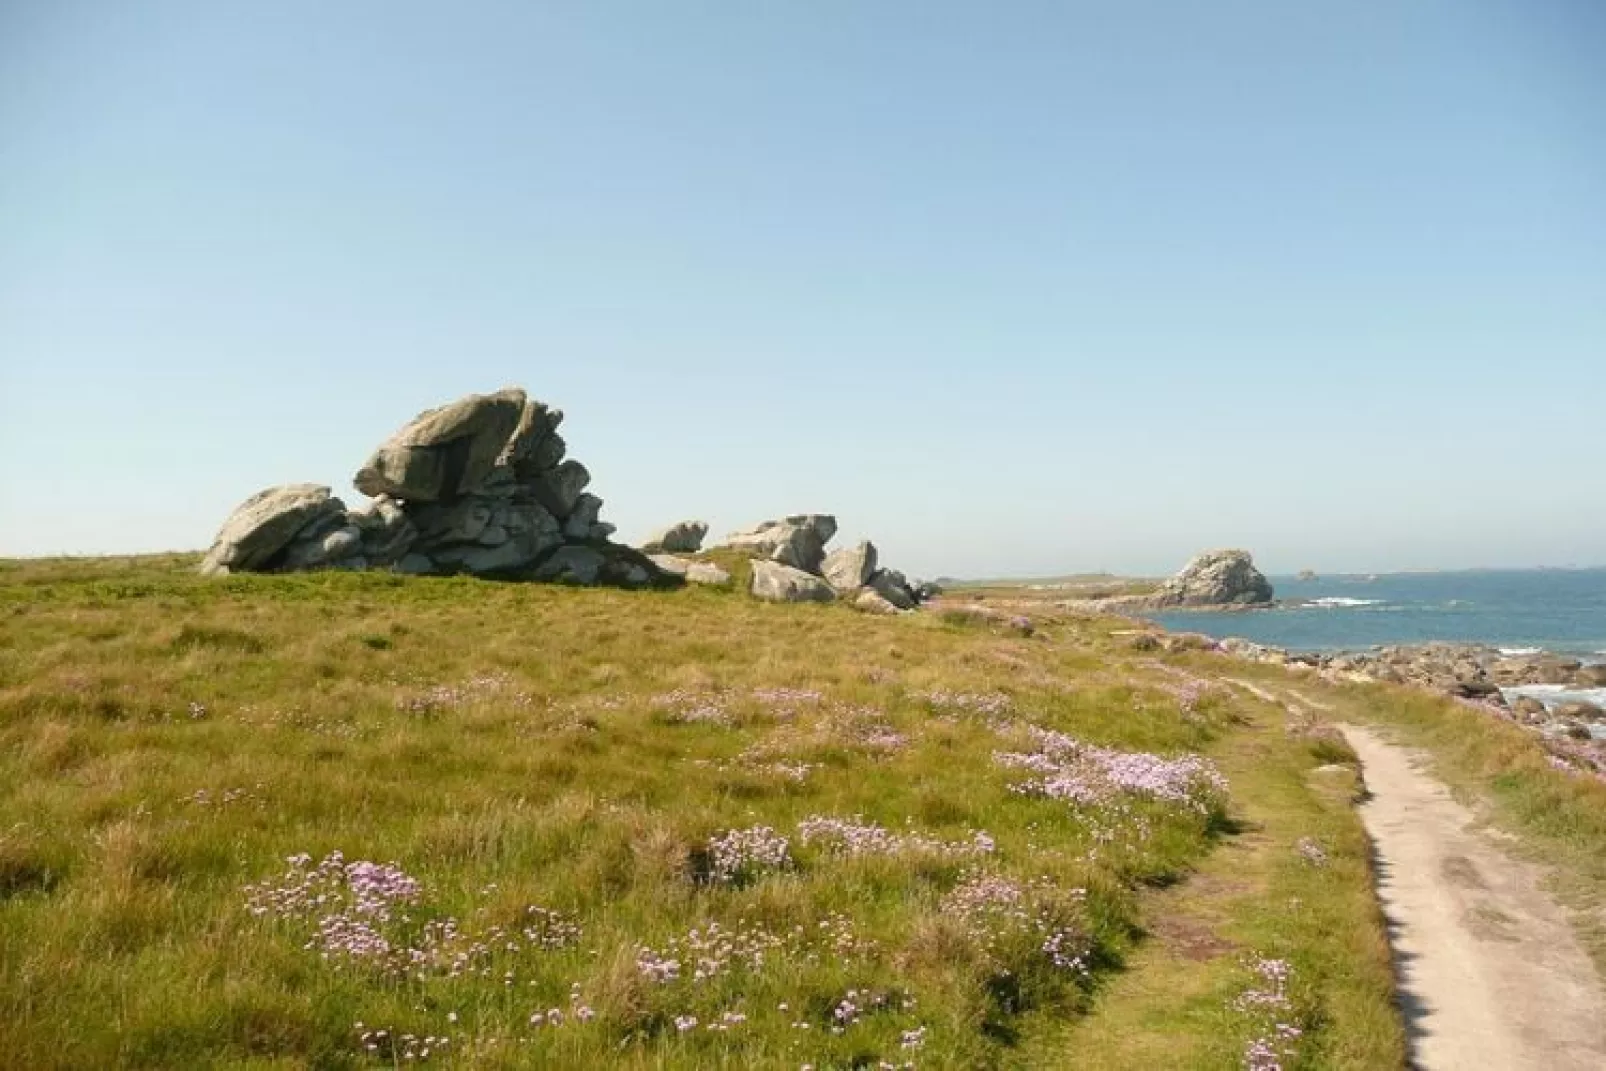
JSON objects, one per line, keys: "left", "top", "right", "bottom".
{"left": 2, "top": 1, "right": 1602, "bottom": 576}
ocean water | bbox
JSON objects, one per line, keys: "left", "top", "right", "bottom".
{"left": 1146, "top": 568, "right": 1606, "bottom": 658}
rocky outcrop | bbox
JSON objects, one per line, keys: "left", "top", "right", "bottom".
{"left": 718, "top": 522, "right": 930, "bottom": 612}
{"left": 200, "top": 387, "right": 661, "bottom": 586}
{"left": 723, "top": 515, "right": 837, "bottom": 574}
{"left": 1152, "top": 549, "right": 1274, "bottom": 608}
{"left": 641, "top": 521, "right": 709, "bottom": 555}
{"left": 749, "top": 560, "right": 836, "bottom": 604}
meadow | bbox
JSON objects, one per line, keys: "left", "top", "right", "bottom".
{"left": 0, "top": 555, "right": 1440, "bottom": 1068}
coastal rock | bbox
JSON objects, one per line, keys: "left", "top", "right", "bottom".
{"left": 823, "top": 541, "right": 878, "bottom": 593}
{"left": 749, "top": 560, "right": 836, "bottom": 604}
{"left": 199, "top": 484, "right": 343, "bottom": 576}
{"left": 1152, "top": 549, "right": 1274, "bottom": 608}
{"left": 1574, "top": 665, "right": 1606, "bottom": 688}
{"left": 1511, "top": 696, "right": 1548, "bottom": 720}
{"left": 641, "top": 521, "right": 709, "bottom": 554}
{"left": 1554, "top": 700, "right": 1605, "bottom": 721}
{"left": 354, "top": 388, "right": 527, "bottom": 502}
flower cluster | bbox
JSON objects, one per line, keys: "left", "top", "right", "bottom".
{"left": 528, "top": 984, "right": 596, "bottom": 1029}
{"left": 750, "top": 687, "right": 824, "bottom": 713}
{"left": 941, "top": 870, "right": 1092, "bottom": 975}
{"left": 406, "top": 906, "right": 581, "bottom": 981}
{"left": 636, "top": 919, "right": 787, "bottom": 985}
{"left": 1231, "top": 956, "right": 1305, "bottom": 1071}
{"left": 1295, "top": 837, "right": 1329, "bottom": 867}
{"left": 711, "top": 742, "right": 819, "bottom": 783}
{"left": 244, "top": 852, "right": 420, "bottom": 928}
{"left": 824, "top": 704, "right": 910, "bottom": 752}
{"left": 181, "top": 784, "right": 266, "bottom": 808}
{"left": 706, "top": 826, "right": 793, "bottom": 885}
{"left": 996, "top": 726, "right": 1227, "bottom": 813}
{"left": 650, "top": 689, "right": 734, "bottom": 726}
{"left": 244, "top": 852, "right": 579, "bottom": 983}
{"left": 396, "top": 672, "right": 532, "bottom": 715}
{"left": 797, "top": 815, "right": 995, "bottom": 860}
{"left": 355, "top": 1024, "right": 451, "bottom": 1063}
{"left": 816, "top": 912, "right": 879, "bottom": 958}
{"left": 635, "top": 911, "right": 883, "bottom": 992}
{"left": 914, "top": 689, "right": 1014, "bottom": 719}
{"left": 827, "top": 988, "right": 909, "bottom": 1035}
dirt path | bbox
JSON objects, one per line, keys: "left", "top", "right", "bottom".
{"left": 1339, "top": 724, "right": 1606, "bottom": 1070}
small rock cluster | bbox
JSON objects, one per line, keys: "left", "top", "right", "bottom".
{"left": 200, "top": 388, "right": 660, "bottom": 586}
{"left": 690, "top": 515, "right": 936, "bottom": 613}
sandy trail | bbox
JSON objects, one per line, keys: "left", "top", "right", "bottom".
{"left": 1339, "top": 724, "right": 1606, "bottom": 1070}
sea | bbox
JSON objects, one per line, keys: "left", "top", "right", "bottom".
{"left": 1146, "top": 568, "right": 1606, "bottom": 708}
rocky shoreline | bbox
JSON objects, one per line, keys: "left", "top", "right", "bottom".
{"left": 1182, "top": 635, "right": 1606, "bottom": 776}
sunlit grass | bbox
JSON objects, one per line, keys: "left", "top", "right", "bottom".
{"left": 0, "top": 556, "right": 1403, "bottom": 1068}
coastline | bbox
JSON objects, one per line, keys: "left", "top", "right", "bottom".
{"left": 1140, "top": 628, "right": 1606, "bottom": 779}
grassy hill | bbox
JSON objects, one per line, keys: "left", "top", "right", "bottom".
{"left": 14, "top": 553, "right": 1583, "bottom": 1068}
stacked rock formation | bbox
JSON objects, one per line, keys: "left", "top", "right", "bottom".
{"left": 200, "top": 388, "right": 658, "bottom": 586}
{"left": 712, "top": 515, "right": 933, "bottom": 612}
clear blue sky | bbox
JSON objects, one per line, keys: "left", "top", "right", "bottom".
{"left": 2, "top": 1, "right": 1602, "bottom": 577}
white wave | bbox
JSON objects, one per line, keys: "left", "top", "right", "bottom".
{"left": 1502, "top": 684, "right": 1606, "bottom": 710}
{"left": 1498, "top": 647, "right": 1543, "bottom": 656}
{"left": 1306, "top": 597, "right": 1383, "bottom": 609}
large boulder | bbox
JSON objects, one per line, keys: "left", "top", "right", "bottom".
{"left": 199, "top": 484, "right": 344, "bottom": 576}
{"left": 1151, "top": 549, "right": 1274, "bottom": 608}
{"left": 822, "top": 541, "right": 878, "bottom": 593}
{"left": 749, "top": 560, "right": 836, "bottom": 604}
{"left": 353, "top": 388, "right": 527, "bottom": 503}
{"left": 641, "top": 520, "right": 709, "bottom": 554}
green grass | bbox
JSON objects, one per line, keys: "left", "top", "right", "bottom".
{"left": 0, "top": 556, "right": 1409, "bottom": 1068}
